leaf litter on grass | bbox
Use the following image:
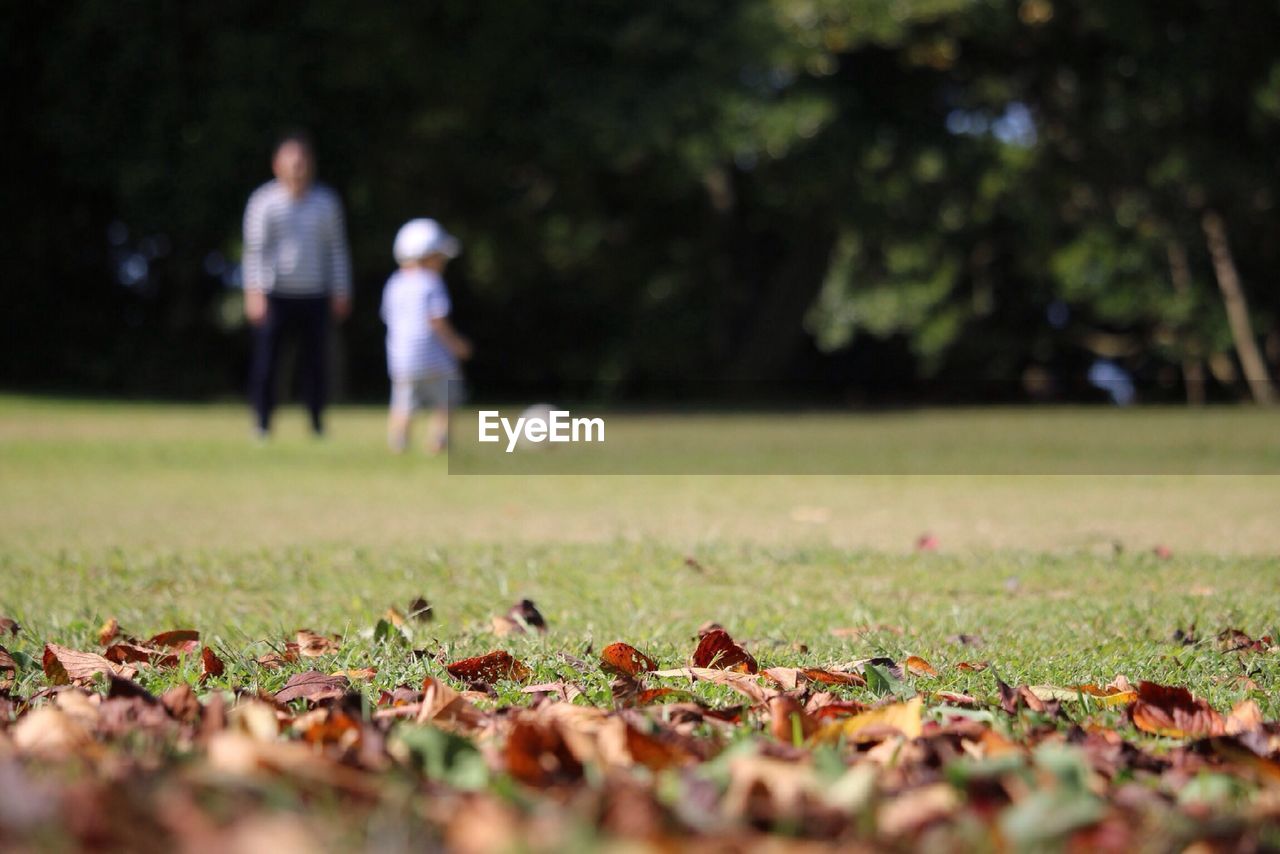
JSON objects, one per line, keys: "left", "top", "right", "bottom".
{"left": 1, "top": 614, "right": 1280, "bottom": 851}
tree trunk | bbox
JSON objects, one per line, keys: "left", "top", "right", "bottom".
{"left": 1200, "top": 210, "right": 1277, "bottom": 405}
{"left": 1164, "top": 239, "right": 1205, "bottom": 405}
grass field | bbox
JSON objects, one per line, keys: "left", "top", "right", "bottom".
{"left": 1, "top": 395, "right": 1279, "bottom": 849}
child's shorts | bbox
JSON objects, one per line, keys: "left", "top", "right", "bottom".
{"left": 390, "top": 374, "right": 464, "bottom": 414}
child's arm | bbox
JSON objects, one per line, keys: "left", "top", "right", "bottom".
{"left": 431, "top": 316, "right": 473, "bottom": 361}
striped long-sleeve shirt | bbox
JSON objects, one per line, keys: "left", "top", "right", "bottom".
{"left": 242, "top": 180, "right": 352, "bottom": 298}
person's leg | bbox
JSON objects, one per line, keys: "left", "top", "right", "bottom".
{"left": 298, "top": 296, "right": 330, "bottom": 435}
{"left": 247, "top": 296, "right": 283, "bottom": 435}
{"left": 387, "top": 380, "right": 413, "bottom": 453}
{"left": 424, "top": 375, "right": 457, "bottom": 454}
{"left": 426, "top": 407, "right": 449, "bottom": 454}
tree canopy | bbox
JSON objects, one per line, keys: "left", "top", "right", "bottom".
{"left": 5, "top": 0, "right": 1278, "bottom": 402}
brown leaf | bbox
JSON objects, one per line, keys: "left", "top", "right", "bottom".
{"left": 0, "top": 645, "right": 16, "bottom": 675}
{"left": 275, "top": 671, "right": 349, "bottom": 704}
{"left": 384, "top": 607, "right": 406, "bottom": 627}
{"left": 691, "top": 629, "right": 758, "bottom": 674}
{"left": 162, "top": 683, "right": 202, "bottom": 722}
{"left": 446, "top": 650, "right": 531, "bottom": 684}
{"left": 490, "top": 615, "right": 522, "bottom": 637}
{"left": 201, "top": 646, "right": 226, "bottom": 680}
{"left": 935, "top": 691, "right": 978, "bottom": 706}
{"left": 505, "top": 717, "right": 583, "bottom": 787}
{"left": 769, "top": 695, "right": 818, "bottom": 744}
{"left": 1217, "top": 628, "right": 1268, "bottom": 654}
{"left": 652, "top": 667, "right": 770, "bottom": 704}
{"left": 332, "top": 667, "right": 376, "bottom": 682}
{"left": 956, "top": 661, "right": 989, "bottom": 672}
{"left": 0, "top": 617, "right": 19, "bottom": 636}
{"left": 1225, "top": 699, "right": 1263, "bottom": 735}
{"left": 600, "top": 642, "right": 659, "bottom": 677}
{"left": 408, "top": 597, "right": 433, "bottom": 622}
{"left": 295, "top": 629, "right": 341, "bottom": 658}
{"left": 43, "top": 643, "right": 135, "bottom": 685}
{"left": 416, "top": 675, "right": 488, "bottom": 729}
{"left": 256, "top": 648, "right": 298, "bottom": 669}
{"left": 104, "top": 642, "right": 179, "bottom": 667}
{"left": 148, "top": 629, "right": 201, "bottom": 652}
{"left": 97, "top": 617, "right": 120, "bottom": 646}
{"left": 904, "top": 655, "right": 938, "bottom": 676}
{"left": 1131, "top": 681, "right": 1225, "bottom": 738}
{"left": 878, "top": 783, "right": 958, "bottom": 838}
{"left": 12, "top": 707, "right": 95, "bottom": 759}
{"left": 763, "top": 667, "right": 866, "bottom": 690}
{"left": 502, "top": 599, "right": 547, "bottom": 633}
{"left": 622, "top": 722, "right": 699, "bottom": 771}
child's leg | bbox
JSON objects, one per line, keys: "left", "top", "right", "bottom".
{"left": 426, "top": 407, "right": 449, "bottom": 454}
{"left": 387, "top": 380, "right": 414, "bottom": 453}
{"left": 388, "top": 409, "right": 411, "bottom": 453}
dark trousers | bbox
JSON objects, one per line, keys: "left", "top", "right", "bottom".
{"left": 249, "top": 294, "right": 330, "bottom": 434}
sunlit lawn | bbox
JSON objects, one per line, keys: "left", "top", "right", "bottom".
{"left": 1, "top": 394, "right": 1277, "bottom": 713}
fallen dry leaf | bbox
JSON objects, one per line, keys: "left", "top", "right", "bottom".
{"left": 769, "top": 695, "right": 819, "bottom": 743}
{"left": 97, "top": 617, "right": 120, "bottom": 646}
{"left": 810, "top": 696, "right": 924, "bottom": 745}
{"left": 201, "top": 646, "right": 225, "bottom": 680}
{"left": 956, "top": 661, "right": 989, "bottom": 672}
{"left": 295, "top": 630, "right": 341, "bottom": 658}
{"left": 408, "top": 597, "right": 433, "bottom": 622}
{"left": 493, "top": 599, "right": 547, "bottom": 636}
{"left": 1226, "top": 699, "right": 1263, "bottom": 735}
{"left": 148, "top": 629, "right": 201, "bottom": 652}
{"left": 104, "top": 642, "right": 179, "bottom": 667}
{"left": 505, "top": 717, "right": 583, "bottom": 787}
{"left": 878, "top": 783, "right": 958, "bottom": 837}
{"left": 652, "top": 667, "right": 770, "bottom": 704}
{"left": 332, "top": 667, "right": 377, "bottom": 682}
{"left": 904, "top": 655, "right": 937, "bottom": 676}
{"left": 0, "top": 617, "right": 19, "bottom": 636}
{"left": 1131, "top": 681, "right": 1225, "bottom": 738}
{"left": 600, "top": 642, "right": 659, "bottom": 677}
{"left": 446, "top": 651, "right": 531, "bottom": 684}
{"left": 691, "top": 629, "right": 758, "bottom": 674}
{"left": 11, "top": 707, "right": 95, "bottom": 759}
{"left": 43, "top": 643, "right": 136, "bottom": 684}
{"left": 275, "top": 671, "right": 349, "bottom": 705}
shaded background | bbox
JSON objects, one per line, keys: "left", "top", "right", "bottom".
{"left": 5, "top": 0, "right": 1279, "bottom": 404}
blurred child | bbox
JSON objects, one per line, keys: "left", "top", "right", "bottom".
{"left": 381, "top": 219, "right": 472, "bottom": 453}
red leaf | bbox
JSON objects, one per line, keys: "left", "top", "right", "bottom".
{"left": 147, "top": 629, "right": 201, "bottom": 653}
{"left": 446, "top": 650, "right": 531, "bottom": 684}
{"left": 600, "top": 642, "right": 659, "bottom": 677}
{"left": 691, "top": 629, "right": 758, "bottom": 674}
{"left": 201, "top": 646, "right": 225, "bottom": 680}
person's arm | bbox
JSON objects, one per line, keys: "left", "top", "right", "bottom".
{"left": 430, "top": 316, "right": 473, "bottom": 361}
{"left": 326, "top": 193, "right": 353, "bottom": 320}
{"left": 242, "top": 189, "right": 270, "bottom": 325}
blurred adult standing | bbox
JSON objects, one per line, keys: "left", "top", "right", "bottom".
{"left": 242, "top": 132, "right": 352, "bottom": 438}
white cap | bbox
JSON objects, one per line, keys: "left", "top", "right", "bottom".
{"left": 393, "top": 218, "right": 461, "bottom": 263}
